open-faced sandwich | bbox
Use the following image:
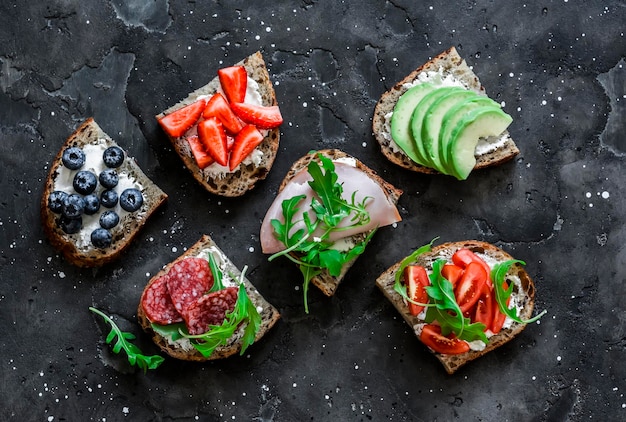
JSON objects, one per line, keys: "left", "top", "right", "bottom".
{"left": 41, "top": 118, "right": 168, "bottom": 267}
{"left": 376, "top": 240, "right": 545, "bottom": 374}
{"left": 157, "top": 51, "right": 283, "bottom": 197}
{"left": 260, "top": 149, "right": 402, "bottom": 312}
{"left": 138, "top": 235, "right": 280, "bottom": 361}
{"left": 372, "top": 47, "right": 519, "bottom": 180}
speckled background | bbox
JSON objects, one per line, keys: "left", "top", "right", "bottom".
{"left": 1, "top": 1, "right": 625, "bottom": 421}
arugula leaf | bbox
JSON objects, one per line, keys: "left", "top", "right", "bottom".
{"left": 422, "top": 260, "right": 488, "bottom": 343}
{"left": 207, "top": 252, "right": 224, "bottom": 292}
{"left": 491, "top": 260, "right": 547, "bottom": 324}
{"left": 89, "top": 307, "right": 164, "bottom": 372}
{"left": 268, "top": 153, "right": 375, "bottom": 313}
{"left": 392, "top": 238, "right": 437, "bottom": 300}
{"left": 181, "top": 266, "right": 262, "bottom": 358}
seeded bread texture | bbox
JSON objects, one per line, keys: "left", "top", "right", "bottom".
{"left": 375, "top": 240, "right": 536, "bottom": 374}
{"left": 372, "top": 47, "right": 519, "bottom": 174}
{"left": 280, "top": 149, "right": 403, "bottom": 297}
{"left": 157, "top": 51, "right": 280, "bottom": 197}
{"left": 137, "top": 235, "right": 280, "bottom": 361}
{"left": 41, "top": 118, "right": 168, "bottom": 268}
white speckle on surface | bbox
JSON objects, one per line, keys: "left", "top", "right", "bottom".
{"left": 557, "top": 356, "right": 562, "bottom": 362}
{"left": 541, "top": 100, "right": 547, "bottom": 106}
{"left": 172, "top": 246, "right": 177, "bottom": 253}
{"left": 585, "top": 192, "right": 592, "bottom": 198}
{"left": 122, "top": 407, "right": 129, "bottom": 415}
{"left": 248, "top": 246, "right": 254, "bottom": 253}
{"left": 601, "top": 191, "right": 610, "bottom": 199}
{"left": 292, "top": 383, "right": 297, "bottom": 387}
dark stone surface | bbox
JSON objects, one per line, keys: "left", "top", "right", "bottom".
{"left": 1, "top": 1, "right": 625, "bottom": 420}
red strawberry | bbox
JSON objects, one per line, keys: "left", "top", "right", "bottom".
{"left": 230, "top": 102, "right": 283, "bottom": 129}
{"left": 197, "top": 117, "right": 229, "bottom": 166}
{"left": 158, "top": 99, "right": 206, "bottom": 138}
{"left": 202, "top": 93, "right": 244, "bottom": 135}
{"left": 218, "top": 66, "right": 247, "bottom": 104}
{"left": 229, "top": 125, "right": 264, "bottom": 170}
{"left": 186, "top": 135, "right": 214, "bottom": 169}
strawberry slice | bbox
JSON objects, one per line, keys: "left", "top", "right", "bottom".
{"left": 218, "top": 66, "right": 247, "bottom": 104}
{"left": 229, "top": 125, "right": 264, "bottom": 170}
{"left": 230, "top": 102, "right": 283, "bottom": 129}
{"left": 197, "top": 117, "right": 229, "bottom": 166}
{"left": 158, "top": 99, "right": 206, "bottom": 138}
{"left": 186, "top": 135, "right": 214, "bottom": 169}
{"left": 202, "top": 93, "right": 244, "bottom": 135}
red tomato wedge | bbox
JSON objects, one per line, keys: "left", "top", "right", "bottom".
{"left": 491, "top": 281, "right": 510, "bottom": 334}
{"left": 230, "top": 102, "right": 283, "bottom": 129}
{"left": 420, "top": 324, "right": 470, "bottom": 355}
{"left": 441, "top": 264, "right": 464, "bottom": 288}
{"left": 473, "top": 284, "right": 493, "bottom": 329}
{"left": 197, "top": 117, "right": 229, "bottom": 166}
{"left": 229, "top": 125, "right": 264, "bottom": 171}
{"left": 203, "top": 93, "right": 244, "bottom": 135}
{"left": 404, "top": 265, "right": 429, "bottom": 316}
{"left": 158, "top": 99, "right": 206, "bottom": 138}
{"left": 452, "top": 248, "right": 493, "bottom": 288}
{"left": 218, "top": 66, "right": 247, "bottom": 104}
{"left": 186, "top": 135, "right": 214, "bottom": 169}
{"left": 454, "top": 262, "right": 488, "bottom": 313}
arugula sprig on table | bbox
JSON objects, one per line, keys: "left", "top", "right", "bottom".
{"left": 268, "top": 154, "right": 374, "bottom": 313}
{"left": 151, "top": 254, "right": 261, "bottom": 358}
{"left": 89, "top": 307, "right": 164, "bottom": 372}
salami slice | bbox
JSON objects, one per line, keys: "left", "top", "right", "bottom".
{"left": 141, "top": 274, "right": 183, "bottom": 325}
{"left": 166, "top": 257, "right": 214, "bottom": 316}
{"left": 184, "top": 286, "right": 239, "bottom": 335}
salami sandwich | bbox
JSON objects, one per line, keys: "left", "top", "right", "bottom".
{"left": 138, "top": 235, "right": 280, "bottom": 361}
{"left": 376, "top": 240, "right": 545, "bottom": 374}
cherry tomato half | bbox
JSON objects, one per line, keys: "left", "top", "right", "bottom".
{"left": 452, "top": 248, "right": 493, "bottom": 288}
{"left": 404, "top": 265, "right": 429, "bottom": 316}
{"left": 420, "top": 324, "right": 470, "bottom": 355}
{"left": 441, "top": 264, "right": 464, "bottom": 288}
{"left": 454, "top": 262, "right": 488, "bottom": 313}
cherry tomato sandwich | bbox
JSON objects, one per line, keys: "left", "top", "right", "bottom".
{"left": 138, "top": 235, "right": 280, "bottom": 361}
{"left": 157, "top": 51, "right": 283, "bottom": 197}
{"left": 376, "top": 240, "right": 545, "bottom": 374}
{"left": 372, "top": 47, "right": 519, "bottom": 180}
{"left": 260, "top": 149, "right": 403, "bottom": 312}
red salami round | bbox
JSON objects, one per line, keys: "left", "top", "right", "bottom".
{"left": 184, "top": 286, "right": 239, "bottom": 335}
{"left": 141, "top": 274, "right": 183, "bottom": 325}
{"left": 166, "top": 257, "right": 214, "bottom": 316}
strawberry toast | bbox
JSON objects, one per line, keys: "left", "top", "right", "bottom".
{"left": 157, "top": 51, "right": 283, "bottom": 197}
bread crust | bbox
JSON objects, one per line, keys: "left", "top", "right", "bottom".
{"left": 137, "top": 235, "right": 280, "bottom": 361}
{"left": 41, "top": 118, "right": 168, "bottom": 267}
{"left": 157, "top": 51, "right": 280, "bottom": 197}
{"left": 372, "top": 47, "right": 519, "bottom": 175}
{"left": 278, "top": 149, "right": 402, "bottom": 297}
{"left": 375, "top": 240, "right": 536, "bottom": 374}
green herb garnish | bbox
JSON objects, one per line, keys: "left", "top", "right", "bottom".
{"left": 151, "top": 264, "right": 262, "bottom": 359}
{"left": 269, "top": 154, "right": 374, "bottom": 313}
{"left": 491, "top": 260, "right": 547, "bottom": 324}
{"left": 89, "top": 307, "right": 164, "bottom": 372}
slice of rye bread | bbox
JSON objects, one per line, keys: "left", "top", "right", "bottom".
{"left": 376, "top": 240, "right": 536, "bottom": 374}
{"left": 156, "top": 51, "right": 280, "bottom": 197}
{"left": 372, "top": 47, "right": 520, "bottom": 174}
{"left": 137, "top": 235, "right": 280, "bottom": 361}
{"left": 41, "top": 118, "right": 168, "bottom": 268}
{"left": 279, "top": 149, "right": 403, "bottom": 297}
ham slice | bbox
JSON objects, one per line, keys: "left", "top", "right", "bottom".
{"left": 260, "top": 161, "right": 401, "bottom": 254}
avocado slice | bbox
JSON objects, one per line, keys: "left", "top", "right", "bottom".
{"left": 438, "top": 96, "right": 501, "bottom": 174}
{"left": 447, "top": 107, "right": 513, "bottom": 180}
{"left": 420, "top": 89, "right": 478, "bottom": 175}
{"left": 389, "top": 83, "right": 435, "bottom": 166}
{"left": 409, "top": 86, "right": 465, "bottom": 169}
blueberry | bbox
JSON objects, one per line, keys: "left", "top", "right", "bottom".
{"left": 59, "top": 215, "right": 82, "bottom": 234}
{"left": 91, "top": 228, "right": 112, "bottom": 248}
{"left": 62, "top": 194, "right": 85, "bottom": 218}
{"left": 119, "top": 188, "right": 144, "bottom": 212}
{"left": 48, "top": 191, "right": 68, "bottom": 214}
{"left": 61, "top": 147, "right": 85, "bottom": 170}
{"left": 83, "top": 194, "right": 100, "bottom": 215}
{"left": 99, "top": 210, "right": 120, "bottom": 229}
{"left": 102, "top": 146, "right": 124, "bottom": 168}
{"left": 100, "top": 189, "right": 118, "bottom": 208}
{"left": 73, "top": 170, "right": 98, "bottom": 195}
{"left": 99, "top": 168, "right": 119, "bottom": 189}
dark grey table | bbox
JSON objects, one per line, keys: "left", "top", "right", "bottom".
{"left": 2, "top": 1, "right": 624, "bottom": 420}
